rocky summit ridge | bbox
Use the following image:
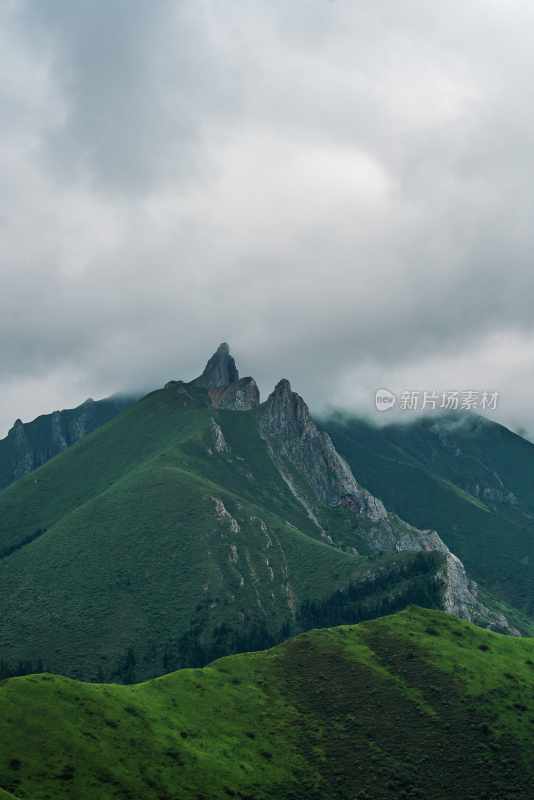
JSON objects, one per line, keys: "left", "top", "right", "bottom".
{"left": 191, "top": 341, "right": 239, "bottom": 388}
{"left": 0, "top": 343, "right": 518, "bottom": 639}
{"left": 187, "top": 345, "right": 515, "bottom": 633}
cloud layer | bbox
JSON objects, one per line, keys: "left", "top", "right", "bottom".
{"left": 2, "top": 0, "right": 534, "bottom": 436}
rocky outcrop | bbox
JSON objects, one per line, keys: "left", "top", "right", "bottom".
{"left": 191, "top": 342, "right": 239, "bottom": 389}
{"left": 258, "top": 379, "right": 389, "bottom": 524}
{"left": 438, "top": 551, "right": 519, "bottom": 634}
{"left": 189, "top": 344, "right": 259, "bottom": 411}
{"left": 209, "top": 377, "right": 260, "bottom": 411}
{"left": 8, "top": 420, "right": 35, "bottom": 481}
{"left": 257, "top": 378, "right": 517, "bottom": 633}
{"left": 208, "top": 418, "right": 231, "bottom": 455}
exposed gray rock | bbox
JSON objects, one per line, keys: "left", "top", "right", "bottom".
{"left": 258, "top": 377, "right": 517, "bottom": 633}
{"left": 191, "top": 342, "right": 239, "bottom": 388}
{"left": 438, "top": 551, "right": 519, "bottom": 634}
{"left": 472, "top": 483, "right": 519, "bottom": 507}
{"left": 51, "top": 411, "right": 69, "bottom": 452}
{"left": 209, "top": 377, "right": 260, "bottom": 410}
{"left": 258, "top": 379, "right": 388, "bottom": 523}
{"left": 9, "top": 419, "right": 34, "bottom": 481}
{"left": 211, "top": 496, "right": 240, "bottom": 533}
{"left": 209, "top": 418, "right": 231, "bottom": 455}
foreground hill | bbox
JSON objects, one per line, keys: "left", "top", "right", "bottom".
{"left": 1, "top": 607, "right": 533, "bottom": 800}
{"left": 0, "top": 345, "right": 510, "bottom": 682}
{"left": 324, "top": 412, "right": 534, "bottom": 621}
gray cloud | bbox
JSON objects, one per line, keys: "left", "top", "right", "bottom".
{"left": 2, "top": 0, "right": 534, "bottom": 437}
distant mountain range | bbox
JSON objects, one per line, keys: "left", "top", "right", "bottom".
{"left": 1, "top": 607, "right": 534, "bottom": 800}
{"left": 0, "top": 393, "right": 136, "bottom": 491}
{"left": 0, "top": 344, "right": 524, "bottom": 683}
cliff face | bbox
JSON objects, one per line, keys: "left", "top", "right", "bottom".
{"left": 191, "top": 342, "right": 239, "bottom": 388}
{"left": 209, "top": 377, "right": 260, "bottom": 410}
{"left": 258, "top": 379, "right": 388, "bottom": 523}
{"left": 257, "top": 378, "right": 517, "bottom": 633}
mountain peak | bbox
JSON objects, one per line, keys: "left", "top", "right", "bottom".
{"left": 260, "top": 379, "right": 311, "bottom": 437}
{"left": 192, "top": 343, "right": 239, "bottom": 388}
{"left": 273, "top": 378, "right": 292, "bottom": 394}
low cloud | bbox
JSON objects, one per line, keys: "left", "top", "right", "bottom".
{"left": 2, "top": 1, "right": 534, "bottom": 437}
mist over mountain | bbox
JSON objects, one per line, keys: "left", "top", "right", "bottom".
{"left": 3, "top": 1, "right": 534, "bottom": 438}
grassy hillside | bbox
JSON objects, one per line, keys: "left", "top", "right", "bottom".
{"left": 1, "top": 607, "right": 534, "bottom": 799}
{"left": 324, "top": 412, "right": 534, "bottom": 616}
{"left": 0, "top": 385, "right": 443, "bottom": 681}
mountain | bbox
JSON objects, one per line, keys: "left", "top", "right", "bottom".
{"left": 1, "top": 607, "right": 534, "bottom": 800}
{"left": 2, "top": 353, "right": 534, "bottom": 633}
{"left": 0, "top": 394, "right": 137, "bottom": 492}
{"left": 323, "top": 412, "right": 534, "bottom": 623}
{"left": 0, "top": 344, "right": 511, "bottom": 682}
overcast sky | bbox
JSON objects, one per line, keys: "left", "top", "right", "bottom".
{"left": 2, "top": 0, "right": 534, "bottom": 437}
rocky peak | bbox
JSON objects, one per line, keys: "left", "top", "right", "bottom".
{"left": 259, "top": 379, "right": 312, "bottom": 437}
{"left": 258, "top": 379, "right": 387, "bottom": 523}
{"left": 209, "top": 377, "right": 260, "bottom": 411}
{"left": 192, "top": 342, "right": 239, "bottom": 388}
{"left": 257, "top": 378, "right": 517, "bottom": 632}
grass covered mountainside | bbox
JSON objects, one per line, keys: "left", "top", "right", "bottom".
{"left": 0, "top": 377, "right": 443, "bottom": 682}
{"left": 324, "top": 413, "right": 534, "bottom": 619}
{"left": 1, "top": 607, "right": 534, "bottom": 800}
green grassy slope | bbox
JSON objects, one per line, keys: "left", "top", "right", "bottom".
{"left": 324, "top": 413, "right": 534, "bottom": 616}
{"left": 0, "top": 386, "right": 443, "bottom": 681}
{"left": 1, "top": 607, "right": 534, "bottom": 800}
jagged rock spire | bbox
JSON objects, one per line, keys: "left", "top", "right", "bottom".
{"left": 259, "top": 379, "right": 312, "bottom": 437}
{"left": 192, "top": 342, "right": 239, "bottom": 388}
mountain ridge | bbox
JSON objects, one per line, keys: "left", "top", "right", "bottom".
{"left": 0, "top": 345, "right": 518, "bottom": 683}
{"left": 1, "top": 607, "right": 533, "bottom": 800}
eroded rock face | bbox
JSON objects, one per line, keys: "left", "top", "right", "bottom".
{"left": 209, "top": 418, "right": 231, "bottom": 455}
{"left": 257, "top": 378, "right": 517, "bottom": 633}
{"left": 258, "top": 379, "right": 388, "bottom": 522}
{"left": 191, "top": 342, "right": 239, "bottom": 389}
{"left": 8, "top": 419, "right": 34, "bottom": 481}
{"left": 189, "top": 344, "right": 259, "bottom": 410}
{"left": 438, "top": 551, "right": 519, "bottom": 634}
{"left": 209, "top": 377, "right": 260, "bottom": 411}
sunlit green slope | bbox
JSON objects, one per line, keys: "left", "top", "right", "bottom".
{"left": 1, "top": 607, "right": 534, "bottom": 800}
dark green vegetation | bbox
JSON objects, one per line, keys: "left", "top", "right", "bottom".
{"left": 1, "top": 607, "right": 534, "bottom": 800}
{"left": 325, "top": 412, "right": 534, "bottom": 619}
{"left": 0, "top": 383, "right": 443, "bottom": 681}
